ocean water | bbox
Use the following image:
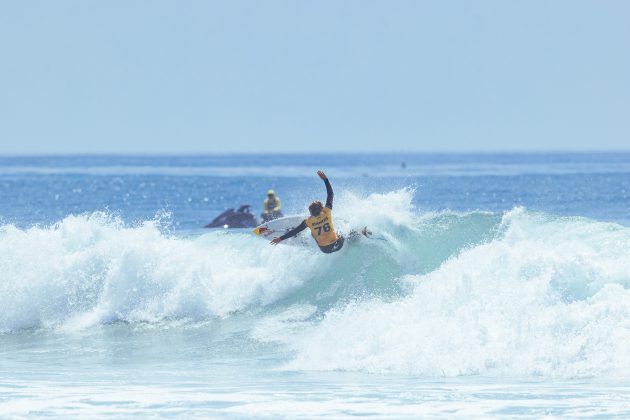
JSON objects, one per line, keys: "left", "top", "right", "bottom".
{"left": 1, "top": 153, "right": 630, "bottom": 418}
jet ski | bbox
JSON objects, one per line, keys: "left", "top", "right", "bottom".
{"left": 205, "top": 205, "right": 258, "bottom": 228}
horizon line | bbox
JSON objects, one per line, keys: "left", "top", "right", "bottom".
{"left": 2, "top": 149, "right": 630, "bottom": 158}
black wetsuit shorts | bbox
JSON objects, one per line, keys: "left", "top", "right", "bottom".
{"left": 318, "top": 236, "right": 345, "bottom": 254}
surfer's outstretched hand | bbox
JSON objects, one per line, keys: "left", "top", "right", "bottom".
{"left": 317, "top": 170, "right": 327, "bottom": 180}
{"left": 270, "top": 237, "right": 282, "bottom": 245}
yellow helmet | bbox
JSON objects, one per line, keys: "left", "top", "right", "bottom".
{"left": 267, "top": 189, "right": 275, "bottom": 196}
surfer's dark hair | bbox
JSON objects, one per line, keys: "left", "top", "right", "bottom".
{"left": 309, "top": 201, "right": 323, "bottom": 216}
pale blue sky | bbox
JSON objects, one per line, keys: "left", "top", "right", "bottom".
{"left": 0, "top": 1, "right": 628, "bottom": 154}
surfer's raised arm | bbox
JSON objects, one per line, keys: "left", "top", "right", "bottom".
{"left": 317, "top": 170, "right": 333, "bottom": 209}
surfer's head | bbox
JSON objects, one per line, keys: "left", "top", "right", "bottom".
{"left": 308, "top": 201, "right": 323, "bottom": 216}
{"left": 267, "top": 190, "right": 275, "bottom": 197}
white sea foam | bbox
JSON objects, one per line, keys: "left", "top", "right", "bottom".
{"left": 0, "top": 213, "right": 318, "bottom": 332}
{"left": 286, "top": 208, "right": 630, "bottom": 378}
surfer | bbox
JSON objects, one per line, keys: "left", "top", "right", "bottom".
{"left": 271, "top": 171, "right": 367, "bottom": 253}
{"left": 262, "top": 190, "right": 283, "bottom": 222}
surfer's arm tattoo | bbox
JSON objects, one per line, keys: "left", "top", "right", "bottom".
{"left": 324, "top": 178, "right": 333, "bottom": 209}
{"left": 279, "top": 221, "right": 307, "bottom": 241}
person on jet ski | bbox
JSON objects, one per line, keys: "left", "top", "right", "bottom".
{"left": 262, "top": 189, "right": 283, "bottom": 222}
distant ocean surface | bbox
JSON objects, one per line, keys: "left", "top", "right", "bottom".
{"left": 1, "top": 153, "right": 630, "bottom": 417}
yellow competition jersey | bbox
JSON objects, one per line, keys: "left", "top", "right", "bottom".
{"left": 305, "top": 207, "right": 338, "bottom": 246}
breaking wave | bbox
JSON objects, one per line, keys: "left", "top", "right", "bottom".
{"left": 2, "top": 189, "right": 630, "bottom": 378}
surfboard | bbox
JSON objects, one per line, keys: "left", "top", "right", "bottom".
{"left": 252, "top": 215, "right": 306, "bottom": 239}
